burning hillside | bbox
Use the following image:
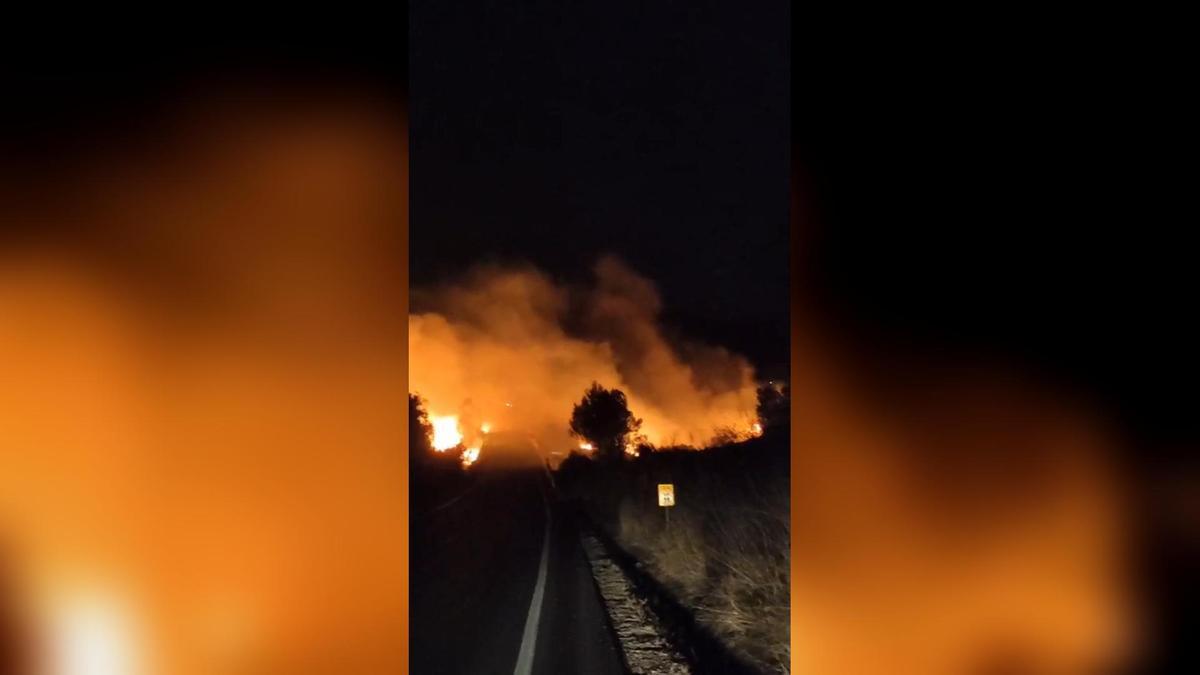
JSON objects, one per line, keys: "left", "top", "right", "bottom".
{"left": 408, "top": 257, "right": 761, "bottom": 460}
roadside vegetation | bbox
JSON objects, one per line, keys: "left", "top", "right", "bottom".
{"left": 557, "top": 383, "right": 790, "bottom": 674}
{"left": 409, "top": 393, "right": 472, "bottom": 513}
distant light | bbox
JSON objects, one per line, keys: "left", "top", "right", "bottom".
{"left": 505, "top": 402, "right": 513, "bottom": 408}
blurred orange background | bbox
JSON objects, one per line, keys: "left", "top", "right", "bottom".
{"left": 2, "top": 77, "right": 409, "bottom": 674}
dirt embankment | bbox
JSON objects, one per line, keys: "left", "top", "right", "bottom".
{"left": 558, "top": 435, "right": 790, "bottom": 674}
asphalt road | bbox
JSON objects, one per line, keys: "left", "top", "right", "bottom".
{"left": 410, "top": 452, "right": 626, "bottom": 675}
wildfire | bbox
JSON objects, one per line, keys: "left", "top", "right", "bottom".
{"left": 430, "top": 415, "right": 463, "bottom": 451}
{"left": 409, "top": 260, "right": 767, "bottom": 462}
{"left": 423, "top": 410, "right": 487, "bottom": 467}
{"left": 751, "top": 422, "right": 763, "bottom": 437}
{"left": 461, "top": 446, "right": 481, "bottom": 468}
{"left": 578, "top": 441, "right": 594, "bottom": 452}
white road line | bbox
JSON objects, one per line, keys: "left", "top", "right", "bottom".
{"left": 513, "top": 485, "right": 551, "bottom": 675}
{"left": 425, "top": 481, "right": 482, "bottom": 516}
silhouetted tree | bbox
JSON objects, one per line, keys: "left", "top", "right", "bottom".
{"left": 756, "top": 381, "right": 790, "bottom": 433}
{"left": 409, "top": 393, "right": 434, "bottom": 457}
{"left": 569, "top": 382, "right": 642, "bottom": 462}
{"left": 410, "top": 392, "right": 464, "bottom": 482}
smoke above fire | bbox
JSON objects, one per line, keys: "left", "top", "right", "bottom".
{"left": 409, "top": 257, "right": 761, "bottom": 458}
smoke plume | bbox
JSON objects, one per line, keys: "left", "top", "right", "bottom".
{"left": 408, "top": 257, "right": 761, "bottom": 458}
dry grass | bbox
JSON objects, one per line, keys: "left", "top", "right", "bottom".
{"left": 559, "top": 435, "right": 790, "bottom": 673}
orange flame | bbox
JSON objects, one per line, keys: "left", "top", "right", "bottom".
{"left": 460, "top": 446, "right": 481, "bottom": 468}
{"left": 430, "top": 415, "right": 462, "bottom": 451}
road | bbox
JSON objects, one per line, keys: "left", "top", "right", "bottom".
{"left": 410, "top": 451, "right": 626, "bottom": 675}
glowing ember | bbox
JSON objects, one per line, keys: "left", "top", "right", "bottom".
{"left": 430, "top": 415, "right": 463, "bottom": 451}
{"left": 624, "top": 441, "right": 640, "bottom": 458}
{"left": 578, "top": 441, "right": 594, "bottom": 452}
{"left": 461, "top": 446, "right": 481, "bottom": 467}
{"left": 480, "top": 422, "right": 492, "bottom": 434}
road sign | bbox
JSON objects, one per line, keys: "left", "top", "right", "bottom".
{"left": 657, "top": 483, "right": 675, "bottom": 507}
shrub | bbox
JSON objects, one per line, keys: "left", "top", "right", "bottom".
{"left": 569, "top": 382, "right": 642, "bottom": 463}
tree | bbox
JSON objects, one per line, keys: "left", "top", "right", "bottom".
{"left": 409, "top": 393, "right": 434, "bottom": 457}
{"left": 756, "top": 381, "right": 790, "bottom": 433}
{"left": 410, "top": 392, "right": 464, "bottom": 480}
{"left": 569, "top": 382, "right": 642, "bottom": 462}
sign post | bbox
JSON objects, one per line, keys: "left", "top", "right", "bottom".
{"left": 657, "top": 483, "right": 675, "bottom": 531}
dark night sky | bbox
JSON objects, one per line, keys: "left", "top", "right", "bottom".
{"left": 410, "top": 2, "right": 789, "bottom": 375}
{"left": 789, "top": 18, "right": 1195, "bottom": 446}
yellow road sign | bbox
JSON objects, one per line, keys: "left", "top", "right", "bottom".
{"left": 657, "top": 483, "right": 675, "bottom": 507}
